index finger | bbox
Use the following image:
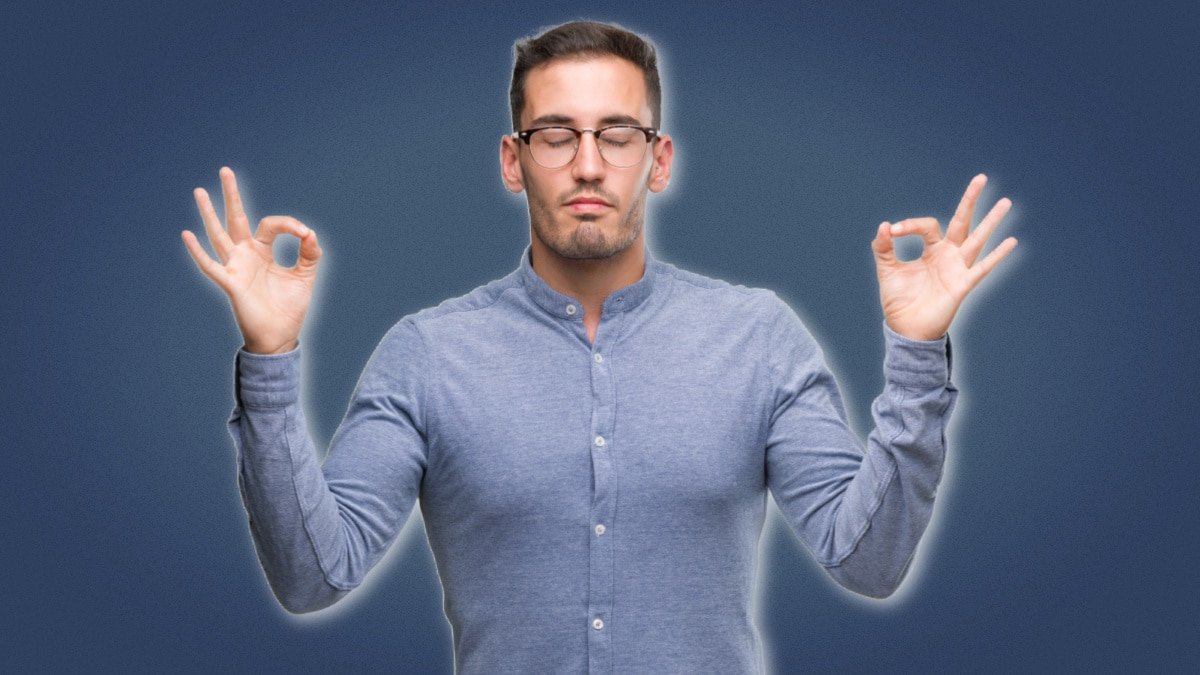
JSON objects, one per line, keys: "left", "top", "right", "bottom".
{"left": 946, "top": 174, "right": 986, "bottom": 245}
{"left": 219, "top": 166, "right": 253, "bottom": 242}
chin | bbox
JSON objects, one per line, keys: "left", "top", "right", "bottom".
{"left": 531, "top": 206, "right": 639, "bottom": 260}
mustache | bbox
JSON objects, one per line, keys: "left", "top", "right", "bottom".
{"left": 561, "top": 186, "right": 617, "bottom": 205}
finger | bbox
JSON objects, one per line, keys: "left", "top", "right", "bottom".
{"left": 220, "top": 166, "right": 253, "bottom": 242}
{"left": 295, "top": 226, "right": 323, "bottom": 273}
{"left": 962, "top": 197, "right": 1013, "bottom": 265}
{"left": 946, "top": 173, "right": 987, "bottom": 245}
{"left": 193, "top": 187, "right": 234, "bottom": 262}
{"left": 890, "top": 217, "right": 942, "bottom": 248}
{"left": 872, "top": 221, "right": 897, "bottom": 267}
{"left": 255, "top": 215, "right": 310, "bottom": 249}
{"left": 967, "top": 236, "right": 1018, "bottom": 289}
{"left": 181, "top": 229, "right": 231, "bottom": 291}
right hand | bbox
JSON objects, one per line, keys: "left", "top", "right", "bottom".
{"left": 181, "top": 167, "right": 323, "bottom": 354}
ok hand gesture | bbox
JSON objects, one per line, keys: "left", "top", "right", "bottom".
{"left": 181, "top": 167, "right": 323, "bottom": 354}
{"left": 871, "top": 174, "right": 1018, "bottom": 341}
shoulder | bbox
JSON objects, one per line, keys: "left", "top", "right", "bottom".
{"left": 658, "top": 258, "right": 821, "bottom": 358}
{"left": 374, "top": 268, "right": 522, "bottom": 352}
{"left": 401, "top": 269, "right": 523, "bottom": 328}
{"left": 656, "top": 258, "right": 789, "bottom": 324}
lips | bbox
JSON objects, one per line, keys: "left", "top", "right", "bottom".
{"left": 566, "top": 197, "right": 611, "bottom": 206}
{"left": 565, "top": 195, "right": 612, "bottom": 214}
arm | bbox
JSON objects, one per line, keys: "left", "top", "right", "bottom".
{"left": 765, "top": 302, "right": 956, "bottom": 598}
{"left": 227, "top": 319, "right": 429, "bottom": 613}
{"left": 183, "top": 167, "right": 428, "bottom": 613}
{"left": 767, "top": 174, "right": 1017, "bottom": 598}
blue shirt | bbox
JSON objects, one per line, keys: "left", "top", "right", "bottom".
{"left": 227, "top": 243, "right": 958, "bottom": 674}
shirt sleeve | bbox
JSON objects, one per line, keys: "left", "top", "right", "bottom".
{"left": 764, "top": 296, "right": 958, "bottom": 598}
{"left": 225, "top": 318, "right": 430, "bottom": 613}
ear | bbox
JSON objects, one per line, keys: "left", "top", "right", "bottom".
{"left": 500, "top": 134, "right": 526, "bottom": 193}
{"left": 647, "top": 133, "right": 674, "bottom": 193}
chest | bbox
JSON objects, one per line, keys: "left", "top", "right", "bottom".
{"left": 419, "top": 334, "right": 771, "bottom": 518}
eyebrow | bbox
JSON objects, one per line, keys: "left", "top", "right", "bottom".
{"left": 528, "top": 113, "right": 646, "bottom": 127}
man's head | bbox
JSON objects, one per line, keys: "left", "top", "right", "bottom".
{"left": 500, "top": 21, "right": 673, "bottom": 261}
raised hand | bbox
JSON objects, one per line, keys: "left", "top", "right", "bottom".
{"left": 871, "top": 174, "right": 1018, "bottom": 341}
{"left": 181, "top": 167, "right": 323, "bottom": 354}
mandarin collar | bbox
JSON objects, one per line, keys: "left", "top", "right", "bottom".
{"left": 518, "top": 243, "right": 661, "bottom": 321}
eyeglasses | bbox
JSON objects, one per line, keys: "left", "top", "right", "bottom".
{"left": 512, "top": 125, "right": 659, "bottom": 169}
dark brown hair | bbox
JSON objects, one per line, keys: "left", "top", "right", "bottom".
{"left": 509, "top": 20, "right": 662, "bottom": 131}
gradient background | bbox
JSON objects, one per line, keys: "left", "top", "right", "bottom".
{"left": 3, "top": 1, "right": 1197, "bottom": 672}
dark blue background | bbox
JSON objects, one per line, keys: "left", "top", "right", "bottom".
{"left": 4, "top": 1, "right": 1196, "bottom": 672}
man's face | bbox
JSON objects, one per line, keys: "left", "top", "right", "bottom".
{"left": 501, "top": 55, "right": 673, "bottom": 260}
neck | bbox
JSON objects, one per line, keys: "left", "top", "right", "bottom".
{"left": 529, "top": 231, "right": 647, "bottom": 315}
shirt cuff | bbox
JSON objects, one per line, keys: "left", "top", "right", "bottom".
{"left": 233, "top": 344, "right": 302, "bottom": 409}
{"left": 881, "top": 321, "right": 953, "bottom": 388}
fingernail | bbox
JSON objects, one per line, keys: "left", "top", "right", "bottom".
{"left": 890, "top": 223, "right": 902, "bottom": 234}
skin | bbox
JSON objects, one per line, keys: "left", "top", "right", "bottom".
{"left": 499, "top": 55, "right": 674, "bottom": 344}
{"left": 181, "top": 167, "right": 320, "bottom": 354}
{"left": 873, "top": 174, "right": 1018, "bottom": 340}
{"left": 182, "top": 56, "right": 1016, "bottom": 353}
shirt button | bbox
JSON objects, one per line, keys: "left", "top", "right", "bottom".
{"left": 594, "top": 435, "right": 605, "bottom": 447}
{"left": 565, "top": 304, "right": 577, "bottom": 315}
{"left": 593, "top": 353, "right": 603, "bottom": 363}
{"left": 594, "top": 523, "right": 606, "bottom": 536}
{"left": 592, "top": 618, "right": 604, "bottom": 630}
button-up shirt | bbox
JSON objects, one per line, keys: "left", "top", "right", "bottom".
{"left": 227, "top": 243, "right": 958, "bottom": 674}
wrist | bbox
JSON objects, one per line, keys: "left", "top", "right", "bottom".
{"left": 242, "top": 339, "right": 298, "bottom": 355}
{"left": 884, "top": 319, "right": 947, "bottom": 342}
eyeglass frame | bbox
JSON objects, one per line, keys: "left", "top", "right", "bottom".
{"left": 510, "top": 125, "right": 661, "bottom": 168}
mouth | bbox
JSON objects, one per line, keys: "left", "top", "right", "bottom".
{"left": 565, "top": 197, "right": 612, "bottom": 213}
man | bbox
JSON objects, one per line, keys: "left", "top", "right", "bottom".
{"left": 181, "top": 20, "right": 1017, "bottom": 674}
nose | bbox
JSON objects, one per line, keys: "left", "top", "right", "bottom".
{"left": 570, "top": 130, "right": 607, "bottom": 183}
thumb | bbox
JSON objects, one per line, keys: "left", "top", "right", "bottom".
{"left": 255, "top": 215, "right": 308, "bottom": 247}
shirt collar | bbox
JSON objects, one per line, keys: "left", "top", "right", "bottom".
{"left": 518, "top": 243, "right": 661, "bottom": 321}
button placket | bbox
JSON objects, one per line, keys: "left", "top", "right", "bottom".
{"left": 586, "top": 318, "right": 620, "bottom": 673}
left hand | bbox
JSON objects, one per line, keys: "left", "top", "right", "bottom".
{"left": 872, "top": 174, "right": 1018, "bottom": 341}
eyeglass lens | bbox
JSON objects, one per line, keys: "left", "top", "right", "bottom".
{"left": 528, "top": 128, "right": 650, "bottom": 168}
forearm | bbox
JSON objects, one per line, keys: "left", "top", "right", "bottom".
{"left": 225, "top": 320, "right": 431, "bottom": 613}
{"left": 821, "top": 325, "right": 957, "bottom": 598}
{"left": 226, "top": 347, "right": 351, "bottom": 613}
